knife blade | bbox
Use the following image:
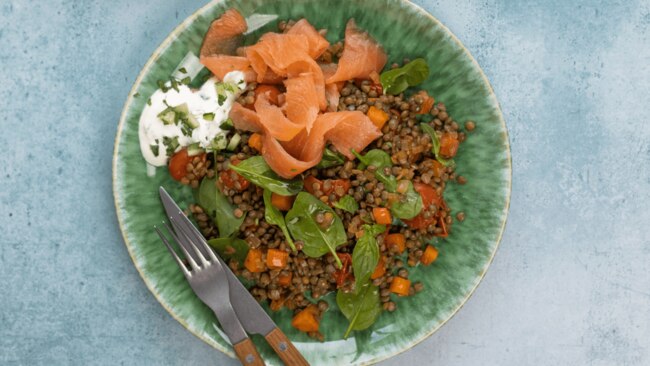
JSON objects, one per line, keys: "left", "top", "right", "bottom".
{"left": 159, "top": 187, "right": 276, "bottom": 337}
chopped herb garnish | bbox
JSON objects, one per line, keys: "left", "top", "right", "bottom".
{"left": 157, "top": 80, "right": 169, "bottom": 92}
{"left": 147, "top": 98, "right": 152, "bottom": 106}
{"left": 150, "top": 144, "right": 159, "bottom": 157}
{"left": 133, "top": 92, "right": 140, "bottom": 98}
{"left": 203, "top": 112, "right": 215, "bottom": 121}
{"left": 170, "top": 79, "right": 180, "bottom": 92}
{"left": 180, "top": 76, "right": 191, "bottom": 85}
{"left": 163, "top": 136, "right": 180, "bottom": 157}
{"left": 178, "top": 67, "right": 187, "bottom": 74}
{"left": 220, "top": 118, "right": 234, "bottom": 130}
{"left": 217, "top": 94, "right": 227, "bottom": 106}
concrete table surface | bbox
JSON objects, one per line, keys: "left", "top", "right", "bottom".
{"left": 1, "top": 0, "right": 649, "bottom": 365}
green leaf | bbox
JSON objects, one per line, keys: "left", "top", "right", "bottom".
{"left": 420, "top": 123, "right": 455, "bottom": 167}
{"left": 316, "top": 148, "right": 345, "bottom": 169}
{"left": 352, "top": 224, "right": 385, "bottom": 290}
{"left": 390, "top": 181, "right": 423, "bottom": 220}
{"left": 333, "top": 195, "right": 359, "bottom": 214}
{"left": 337, "top": 281, "right": 382, "bottom": 338}
{"left": 207, "top": 237, "right": 249, "bottom": 264}
{"left": 197, "top": 178, "right": 245, "bottom": 238}
{"left": 229, "top": 156, "right": 303, "bottom": 195}
{"left": 263, "top": 189, "right": 296, "bottom": 252}
{"left": 286, "top": 192, "right": 346, "bottom": 268}
{"left": 352, "top": 149, "right": 397, "bottom": 192}
{"left": 354, "top": 149, "right": 392, "bottom": 170}
{"left": 380, "top": 58, "right": 430, "bottom": 95}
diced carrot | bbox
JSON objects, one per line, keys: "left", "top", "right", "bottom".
{"left": 278, "top": 272, "right": 292, "bottom": 287}
{"left": 254, "top": 85, "right": 281, "bottom": 106}
{"left": 367, "top": 106, "right": 389, "bottom": 129}
{"left": 370, "top": 256, "right": 386, "bottom": 280}
{"left": 271, "top": 193, "right": 295, "bottom": 211}
{"left": 266, "top": 248, "right": 289, "bottom": 269}
{"left": 389, "top": 277, "right": 411, "bottom": 296}
{"left": 291, "top": 305, "right": 320, "bottom": 332}
{"left": 270, "top": 299, "right": 285, "bottom": 311}
{"left": 431, "top": 160, "right": 445, "bottom": 178}
{"left": 420, "top": 245, "right": 439, "bottom": 265}
{"left": 372, "top": 207, "right": 392, "bottom": 225}
{"left": 417, "top": 91, "right": 435, "bottom": 115}
{"left": 385, "top": 233, "right": 406, "bottom": 254}
{"left": 248, "top": 133, "right": 263, "bottom": 152}
{"left": 439, "top": 133, "right": 459, "bottom": 158}
{"left": 244, "top": 248, "right": 265, "bottom": 273}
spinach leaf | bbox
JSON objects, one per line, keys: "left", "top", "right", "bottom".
{"left": 352, "top": 224, "right": 385, "bottom": 290}
{"left": 317, "top": 148, "right": 345, "bottom": 169}
{"left": 263, "top": 189, "right": 296, "bottom": 252}
{"left": 420, "top": 123, "right": 455, "bottom": 167}
{"left": 197, "top": 177, "right": 245, "bottom": 238}
{"left": 229, "top": 156, "right": 303, "bottom": 195}
{"left": 380, "top": 58, "right": 430, "bottom": 95}
{"left": 333, "top": 195, "right": 359, "bottom": 214}
{"left": 390, "top": 181, "right": 423, "bottom": 220}
{"left": 207, "top": 237, "right": 249, "bottom": 264}
{"left": 352, "top": 149, "right": 397, "bottom": 191}
{"left": 355, "top": 149, "right": 392, "bottom": 170}
{"left": 286, "top": 192, "right": 346, "bottom": 268}
{"left": 337, "top": 281, "right": 382, "bottom": 338}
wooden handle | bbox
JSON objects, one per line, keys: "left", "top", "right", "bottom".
{"left": 264, "top": 327, "right": 310, "bottom": 366}
{"left": 233, "top": 338, "right": 265, "bottom": 366}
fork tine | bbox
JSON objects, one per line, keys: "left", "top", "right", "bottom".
{"left": 175, "top": 214, "right": 218, "bottom": 262}
{"left": 162, "top": 221, "right": 199, "bottom": 270}
{"left": 173, "top": 217, "right": 209, "bottom": 267}
{"left": 154, "top": 226, "right": 191, "bottom": 277}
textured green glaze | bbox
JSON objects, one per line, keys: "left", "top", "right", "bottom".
{"left": 112, "top": 0, "right": 511, "bottom": 364}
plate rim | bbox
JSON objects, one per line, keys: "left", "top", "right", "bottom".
{"left": 112, "top": 0, "right": 512, "bottom": 364}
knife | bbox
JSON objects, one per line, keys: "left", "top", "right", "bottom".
{"left": 160, "top": 187, "right": 309, "bottom": 366}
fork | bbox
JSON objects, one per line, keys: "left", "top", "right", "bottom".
{"left": 155, "top": 219, "right": 265, "bottom": 365}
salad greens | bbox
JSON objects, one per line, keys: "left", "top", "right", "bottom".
{"left": 286, "top": 192, "right": 346, "bottom": 268}
{"left": 207, "top": 237, "right": 249, "bottom": 264}
{"left": 352, "top": 149, "right": 423, "bottom": 219}
{"left": 263, "top": 189, "right": 296, "bottom": 252}
{"left": 420, "top": 123, "right": 455, "bottom": 167}
{"left": 337, "top": 281, "right": 382, "bottom": 338}
{"left": 316, "top": 148, "right": 345, "bottom": 169}
{"left": 352, "top": 224, "right": 385, "bottom": 290}
{"left": 380, "top": 58, "right": 430, "bottom": 95}
{"left": 197, "top": 177, "right": 245, "bottom": 238}
{"left": 229, "top": 156, "right": 303, "bottom": 196}
{"left": 333, "top": 195, "right": 359, "bottom": 214}
{"left": 390, "top": 181, "right": 423, "bottom": 220}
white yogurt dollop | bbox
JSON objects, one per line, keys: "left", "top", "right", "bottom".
{"left": 138, "top": 71, "right": 246, "bottom": 166}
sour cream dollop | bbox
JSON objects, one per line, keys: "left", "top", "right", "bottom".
{"left": 138, "top": 71, "right": 246, "bottom": 166}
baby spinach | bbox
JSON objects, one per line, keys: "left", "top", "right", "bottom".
{"left": 352, "top": 224, "right": 385, "bottom": 290}
{"left": 420, "top": 123, "right": 455, "bottom": 167}
{"left": 352, "top": 149, "right": 397, "bottom": 191}
{"left": 337, "top": 281, "right": 382, "bottom": 338}
{"left": 286, "top": 192, "right": 346, "bottom": 268}
{"left": 333, "top": 195, "right": 359, "bottom": 214}
{"left": 263, "top": 189, "right": 296, "bottom": 252}
{"left": 390, "top": 181, "right": 423, "bottom": 220}
{"left": 207, "top": 237, "right": 249, "bottom": 264}
{"left": 197, "top": 177, "right": 245, "bottom": 238}
{"left": 380, "top": 58, "right": 430, "bottom": 95}
{"left": 229, "top": 156, "right": 302, "bottom": 195}
{"left": 317, "top": 148, "right": 345, "bottom": 169}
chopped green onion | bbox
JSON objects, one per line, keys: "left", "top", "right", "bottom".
{"left": 178, "top": 67, "right": 187, "bottom": 74}
{"left": 203, "top": 112, "right": 215, "bottom": 121}
{"left": 180, "top": 76, "right": 191, "bottom": 85}
{"left": 220, "top": 118, "right": 234, "bottom": 130}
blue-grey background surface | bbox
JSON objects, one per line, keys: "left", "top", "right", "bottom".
{"left": 1, "top": 0, "right": 649, "bottom": 365}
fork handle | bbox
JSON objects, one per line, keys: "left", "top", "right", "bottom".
{"left": 264, "top": 327, "right": 310, "bottom": 366}
{"left": 233, "top": 338, "right": 265, "bottom": 366}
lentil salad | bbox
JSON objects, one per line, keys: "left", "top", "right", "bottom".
{"left": 144, "top": 11, "right": 474, "bottom": 340}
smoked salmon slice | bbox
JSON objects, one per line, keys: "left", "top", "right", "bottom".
{"left": 325, "top": 19, "right": 387, "bottom": 84}
{"left": 200, "top": 9, "right": 247, "bottom": 57}
{"left": 284, "top": 72, "right": 320, "bottom": 133}
{"left": 286, "top": 19, "right": 330, "bottom": 59}
{"left": 254, "top": 92, "right": 304, "bottom": 141}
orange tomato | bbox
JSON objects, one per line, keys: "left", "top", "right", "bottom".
{"left": 168, "top": 148, "right": 192, "bottom": 181}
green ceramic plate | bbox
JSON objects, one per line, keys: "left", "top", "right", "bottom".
{"left": 113, "top": 0, "right": 511, "bottom": 364}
